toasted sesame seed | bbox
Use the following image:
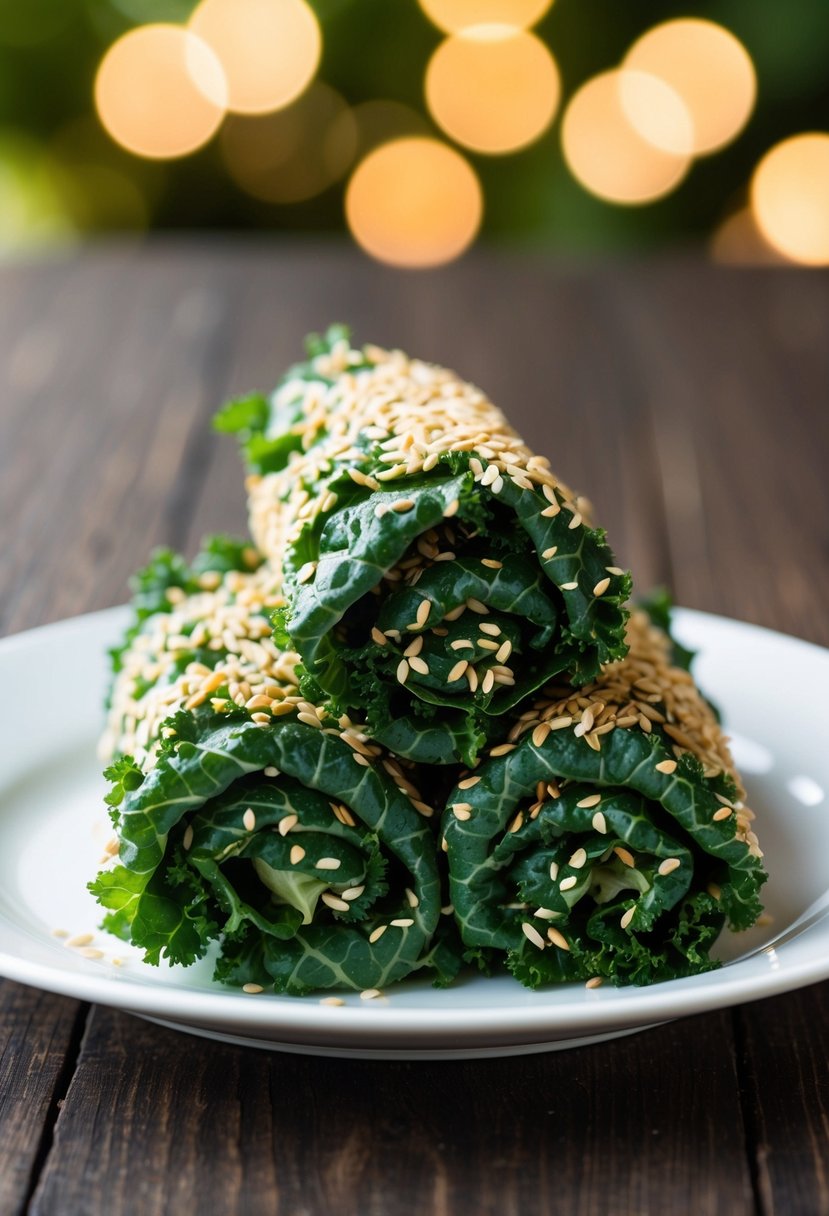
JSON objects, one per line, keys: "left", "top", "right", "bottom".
{"left": 509, "top": 811, "right": 524, "bottom": 833}
{"left": 479, "top": 622, "right": 501, "bottom": 637}
{"left": 549, "top": 860, "right": 559, "bottom": 882}
{"left": 320, "top": 996, "right": 345, "bottom": 1006}
{"left": 569, "top": 848, "right": 588, "bottom": 869}
{"left": 341, "top": 885, "right": 365, "bottom": 901}
{"left": 450, "top": 639, "right": 474, "bottom": 651}
{"left": 67, "top": 934, "right": 94, "bottom": 948}
{"left": 548, "top": 715, "right": 573, "bottom": 730}
{"left": 369, "top": 926, "right": 387, "bottom": 943}
{"left": 495, "top": 641, "right": 512, "bottom": 662}
{"left": 360, "top": 988, "right": 382, "bottom": 1000}
{"left": 297, "top": 562, "right": 317, "bottom": 585}
{"left": 540, "top": 505, "right": 559, "bottom": 517}
{"left": 592, "top": 811, "right": 608, "bottom": 834}
{"left": 713, "top": 807, "right": 732, "bottom": 821}
{"left": 522, "top": 922, "right": 546, "bottom": 950}
{"left": 243, "top": 983, "right": 264, "bottom": 994}
{"left": 561, "top": 581, "right": 579, "bottom": 591}
{"left": 403, "top": 635, "right": 423, "bottom": 657}
{"left": 278, "top": 814, "right": 298, "bottom": 836}
{"left": 576, "top": 793, "right": 602, "bottom": 809}
{"left": 481, "top": 558, "right": 503, "bottom": 569}
{"left": 396, "top": 659, "right": 410, "bottom": 684}
{"left": 371, "top": 626, "right": 387, "bottom": 646}
{"left": 183, "top": 824, "right": 194, "bottom": 851}
{"left": 458, "top": 775, "right": 481, "bottom": 789}
{"left": 80, "top": 947, "right": 105, "bottom": 959}
{"left": 452, "top": 803, "right": 472, "bottom": 821}
{"left": 467, "top": 598, "right": 489, "bottom": 614}
{"left": 480, "top": 670, "right": 494, "bottom": 694}
{"left": 315, "top": 857, "right": 342, "bottom": 871}
{"left": 547, "top": 927, "right": 570, "bottom": 950}
{"left": 560, "top": 876, "right": 578, "bottom": 891}
{"left": 585, "top": 977, "right": 603, "bottom": 989}
{"left": 391, "top": 919, "right": 414, "bottom": 928}
{"left": 52, "top": 929, "right": 69, "bottom": 939}
{"left": 620, "top": 907, "right": 635, "bottom": 930}
{"left": 568, "top": 512, "right": 583, "bottom": 530}
{"left": 352, "top": 753, "right": 371, "bottom": 767}
{"left": 322, "top": 893, "right": 350, "bottom": 912}
{"left": 290, "top": 845, "right": 306, "bottom": 865}
{"left": 297, "top": 710, "right": 323, "bottom": 729}
{"left": 416, "top": 599, "right": 431, "bottom": 627}
{"left": 489, "top": 742, "right": 515, "bottom": 756}
{"left": 392, "top": 498, "right": 415, "bottom": 513}
{"left": 243, "top": 808, "right": 256, "bottom": 832}
{"left": 614, "top": 846, "right": 635, "bottom": 868}
{"left": 593, "top": 577, "right": 611, "bottom": 597}
{"left": 264, "top": 766, "right": 279, "bottom": 777}
{"left": 477, "top": 638, "right": 500, "bottom": 651}
{"left": 655, "top": 759, "right": 678, "bottom": 774}
{"left": 658, "top": 857, "right": 681, "bottom": 876}
{"left": 606, "top": 566, "right": 625, "bottom": 575}
{"left": 542, "top": 546, "right": 558, "bottom": 560}
{"left": 405, "top": 888, "right": 419, "bottom": 908}
{"left": 409, "top": 656, "right": 430, "bottom": 676}
{"left": 448, "top": 659, "right": 469, "bottom": 683}
{"left": 532, "top": 722, "right": 552, "bottom": 748}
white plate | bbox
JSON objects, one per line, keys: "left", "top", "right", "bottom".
{"left": 1, "top": 607, "right": 827, "bottom": 1059}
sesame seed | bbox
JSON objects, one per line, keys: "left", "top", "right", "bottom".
{"left": 451, "top": 639, "right": 474, "bottom": 651}
{"left": 481, "top": 558, "right": 503, "bottom": 569}
{"left": 322, "top": 893, "right": 350, "bottom": 912}
{"left": 467, "top": 598, "right": 489, "bottom": 614}
{"left": 444, "top": 499, "right": 460, "bottom": 517}
{"left": 481, "top": 670, "right": 495, "bottom": 694}
{"left": 532, "top": 722, "right": 552, "bottom": 747}
{"left": 620, "top": 907, "right": 635, "bottom": 930}
{"left": 540, "top": 505, "right": 559, "bottom": 517}
{"left": 658, "top": 857, "right": 681, "bottom": 876}
{"left": 452, "top": 803, "right": 472, "bottom": 821}
{"left": 568, "top": 512, "right": 583, "bottom": 530}
{"left": 278, "top": 814, "right": 298, "bottom": 836}
{"left": 548, "top": 715, "right": 573, "bottom": 730}
{"left": 369, "top": 926, "right": 387, "bottom": 943}
{"left": 297, "top": 711, "right": 323, "bottom": 728}
{"left": 510, "top": 811, "right": 524, "bottom": 833}
{"left": 481, "top": 464, "right": 499, "bottom": 486}
{"left": 606, "top": 566, "right": 625, "bottom": 576}
{"left": 360, "top": 988, "right": 382, "bottom": 1000}
{"left": 243, "top": 808, "right": 256, "bottom": 831}
{"left": 549, "top": 861, "right": 559, "bottom": 881}
{"left": 416, "top": 599, "right": 431, "bottom": 627}
{"left": 569, "top": 848, "right": 588, "bottom": 869}
{"left": 655, "top": 759, "right": 678, "bottom": 774}
{"left": 477, "top": 639, "right": 500, "bottom": 651}
{"left": 561, "top": 581, "right": 579, "bottom": 591}
{"left": 448, "top": 659, "right": 469, "bottom": 683}
{"left": 67, "top": 934, "right": 94, "bottom": 948}
{"left": 409, "top": 656, "right": 430, "bottom": 676}
{"left": 264, "top": 766, "right": 279, "bottom": 777}
{"left": 614, "top": 846, "right": 635, "bottom": 867}
{"left": 371, "top": 626, "right": 387, "bottom": 646}
{"left": 391, "top": 919, "right": 414, "bottom": 928}
{"left": 489, "top": 742, "right": 515, "bottom": 756}
{"left": 352, "top": 753, "right": 370, "bottom": 767}
{"left": 320, "top": 997, "right": 345, "bottom": 1006}
{"left": 80, "top": 947, "right": 105, "bottom": 959}
{"left": 297, "top": 562, "right": 317, "bottom": 585}
{"left": 593, "top": 577, "right": 611, "bottom": 597}
{"left": 592, "top": 811, "right": 607, "bottom": 834}
{"left": 585, "top": 977, "right": 603, "bottom": 989}
{"left": 458, "top": 775, "right": 481, "bottom": 789}
{"left": 183, "top": 824, "right": 194, "bottom": 851}
{"left": 560, "top": 876, "right": 578, "bottom": 892}
{"left": 713, "top": 807, "right": 732, "bottom": 821}
{"left": 496, "top": 641, "right": 512, "bottom": 662}
{"left": 547, "top": 927, "right": 570, "bottom": 950}
{"left": 52, "top": 929, "right": 69, "bottom": 939}
{"left": 403, "top": 635, "right": 423, "bottom": 657}
{"left": 341, "top": 885, "right": 365, "bottom": 901}
{"left": 405, "top": 888, "right": 419, "bottom": 908}
{"left": 522, "top": 922, "right": 546, "bottom": 950}
{"left": 315, "top": 857, "right": 342, "bottom": 870}
{"left": 396, "top": 659, "right": 410, "bottom": 684}
{"left": 479, "top": 622, "right": 501, "bottom": 637}
{"left": 576, "top": 793, "right": 602, "bottom": 809}
{"left": 542, "top": 546, "right": 558, "bottom": 560}
{"left": 290, "top": 845, "right": 306, "bottom": 865}
{"left": 243, "top": 983, "right": 264, "bottom": 994}
{"left": 392, "top": 498, "right": 415, "bottom": 513}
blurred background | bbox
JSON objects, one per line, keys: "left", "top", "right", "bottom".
{"left": 1, "top": 0, "right": 828, "bottom": 268}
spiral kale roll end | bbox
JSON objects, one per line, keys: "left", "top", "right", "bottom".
{"left": 442, "top": 610, "right": 767, "bottom": 987}
{"left": 94, "top": 548, "right": 454, "bottom": 995}
{"left": 216, "top": 327, "right": 632, "bottom": 765}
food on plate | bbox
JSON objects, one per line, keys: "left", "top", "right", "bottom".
{"left": 92, "top": 551, "right": 456, "bottom": 994}
{"left": 215, "top": 326, "right": 631, "bottom": 766}
{"left": 442, "top": 609, "right": 767, "bottom": 987}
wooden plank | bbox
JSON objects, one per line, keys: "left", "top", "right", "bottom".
{"left": 736, "top": 987, "right": 829, "bottom": 1216}
{"left": 0, "top": 981, "right": 85, "bottom": 1216}
{"left": 30, "top": 1007, "right": 753, "bottom": 1216}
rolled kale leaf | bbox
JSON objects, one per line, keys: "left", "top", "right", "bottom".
{"left": 442, "top": 610, "right": 767, "bottom": 987}
{"left": 215, "top": 327, "right": 632, "bottom": 766}
{"left": 92, "top": 703, "right": 454, "bottom": 994}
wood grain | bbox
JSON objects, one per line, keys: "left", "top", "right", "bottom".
{"left": 1, "top": 245, "right": 828, "bottom": 1216}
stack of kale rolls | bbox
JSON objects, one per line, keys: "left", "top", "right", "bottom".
{"left": 93, "top": 327, "right": 765, "bottom": 994}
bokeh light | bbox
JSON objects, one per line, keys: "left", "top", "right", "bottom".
{"left": 95, "top": 25, "right": 226, "bottom": 160}
{"left": 751, "top": 133, "right": 829, "bottom": 265}
{"left": 624, "top": 19, "right": 756, "bottom": 156}
{"left": 221, "top": 82, "right": 357, "bottom": 204}
{"left": 562, "top": 70, "right": 691, "bottom": 205}
{"left": 189, "top": 0, "right": 321, "bottom": 115}
{"left": 426, "top": 27, "right": 560, "bottom": 155}
{"left": 345, "top": 137, "right": 482, "bottom": 268}
{"left": 419, "top": 0, "right": 553, "bottom": 34}
{"left": 709, "top": 209, "right": 780, "bottom": 265}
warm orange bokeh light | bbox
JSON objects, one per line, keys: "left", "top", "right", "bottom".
{"left": 751, "top": 134, "right": 829, "bottom": 266}
{"left": 561, "top": 70, "right": 691, "bottom": 205}
{"left": 419, "top": 0, "right": 552, "bottom": 34}
{"left": 426, "top": 27, "right": 559, "bottom": 155}
{"left": 345, "top": 137, "right": 482, "bottom": 268}
{"left": 189, "top": 0, "right": 321, "bottom": 114}
{"left": 221, "top": 83, "right": 356, "bottom": 204}
{"left": 95, "top": 25, "right": 226, "bottom": 160}
{"left": 624, "top": 19, "right": 756, "bottom": 156}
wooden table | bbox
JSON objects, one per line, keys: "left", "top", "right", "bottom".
{"left": 1, "top": 244, "right": 827, "bottom": 1216}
